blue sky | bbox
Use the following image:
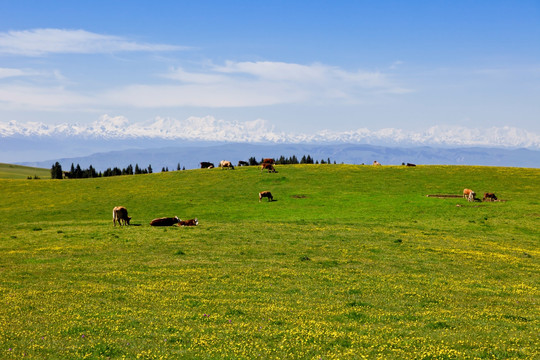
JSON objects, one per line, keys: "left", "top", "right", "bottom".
{"left": 0, "top": 1, "right": 539, "bottom": 147}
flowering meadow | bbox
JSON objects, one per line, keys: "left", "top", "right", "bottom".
{"left": 0, "top": 165, "right": 538, "bottom": 359}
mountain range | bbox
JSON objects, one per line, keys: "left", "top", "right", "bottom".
{"left": 17, "top": 142, "right": 540, "bottom": 171}
{"left": 2, "top": 118, "right": 539, "bottom": 170}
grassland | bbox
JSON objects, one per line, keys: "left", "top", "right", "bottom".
{"left": 0, "top": 163, "right": 51, "bottom": 180}
{"left": 0, "top": 164, "right": 538, "bottom": 359}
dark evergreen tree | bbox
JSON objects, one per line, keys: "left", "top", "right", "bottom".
{"left": 249, "top": 157, "right": 259, "bottom": 166}
{"left": 51, "top": 162, "right": 63, "bottom": 179}
{"left": 148, "top": 165, "right": 153, "bottom": 174}
{"left": 75, "top": 164, "right": 82, "bottom": 178}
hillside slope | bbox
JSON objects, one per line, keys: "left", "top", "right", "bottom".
{"left": 0, "top": 162, "right": 50, "bottom": 179}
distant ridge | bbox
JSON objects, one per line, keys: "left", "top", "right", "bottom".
{"left": 19, "top": 143, "right": 540, "bottom": 171}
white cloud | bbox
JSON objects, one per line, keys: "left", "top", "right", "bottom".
{"left": 1, "top": 117, "right": 538, "bottom": 149}
{"left": 0, "top": 59, "right": 410, "bottom": 110}
{"left": 0, "top": 29, "right": 187, "bottom": 56}
{"left": 0, "top": 67, "right": 39, "bottom": 79}
{"left": 0, "top": 84, "right": 95, "bottom": 110}
{"left": 102, "top": 61, "right": 411, "bottom": 108}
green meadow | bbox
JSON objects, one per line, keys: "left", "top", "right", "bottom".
{"left": 0, "top": 164, "right": 538, "bottom": 359}
{"left": 0, "top": 163, "right": 51, "bottom": 180}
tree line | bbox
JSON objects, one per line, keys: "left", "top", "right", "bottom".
{"left": 51, "top": 162, "right": 156, "bottom": 179}
{"left": 247, "top": 155, "right": 335, "bottom": 165}
{"left": 50, "top": 155, "right": 335, "bottom": 179}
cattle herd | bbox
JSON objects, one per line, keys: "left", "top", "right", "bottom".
{"left": 113, "top": 160, "right": 499, "bottom": 227}
{"left": 463, "top": 188, "right": 498, "bottom": 202}
{"left": 113, "top": 158, "right": 279, "bottom": 227}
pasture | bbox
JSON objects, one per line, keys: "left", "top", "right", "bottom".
{"left": 0, "top": 165, "right": 538, "bottom": 359}
{"left": 0, "top": 163, "right": 51, "bottom": 180}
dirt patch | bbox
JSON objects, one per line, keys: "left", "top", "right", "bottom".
{"left": 291, "top": 194, "right": 308, "bottom": 199}
{"left": 426, "top": 194, "right": 462, "bottom": 198}
{"left": 427, "top": 194, "right": 507, "bottom": 202}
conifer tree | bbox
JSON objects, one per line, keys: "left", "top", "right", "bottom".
{"left": 50, "top": 162, "right": 63, "bottom": 179}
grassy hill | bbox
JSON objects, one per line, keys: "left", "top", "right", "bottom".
{"left": 0, "top": 165, "right": 538, "bottom": 359}
{"left": 0, "top": 162, "right": 50, "bottom": 179}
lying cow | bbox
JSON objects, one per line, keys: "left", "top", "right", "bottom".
{"left": 406, "top": 163, "right": 416, "bottom": 167}
{"left": 261, "top": 163, "right": 277, "bottom": 173}
{"left": 113, "top": 206, "right": 131, "bottom": 226}
{"left": 150, "top": 216, "right": 180, "bottom": 226}
{"left": 483, "top": 192, "right": 498, "bottom": 202}
{"left": 373, "top": 161, "right": 381, "bottom": 166}
{"left": 219, "top": 160, "right": 235, "bottom": 169}
{"left": 463, "top": 188, "right": 476, "bottom": 202}
{"left": 259, "top": 191, "right": 274, "bottom": 202}
{"left": 200, "top": 162, "right": 214, "bottom": 169}
{"left": 178, "top": 218, "right": 198, "bottom": 226}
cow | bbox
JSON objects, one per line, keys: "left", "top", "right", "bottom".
{"left": 483, "top": 192, "right": 498, "bottom": 202}
{"left": 219, "top": 160, "right": 235, "bottom": 170}
{"left": 406, "top": 163, "right": 416, "bottom": 167}
{"left": 150, "top": 216, "right": 180, "bottom": 226}
{"left": 178, "top": 218, "right": 198, "bottom": 226}
{"left": 262, "top": 158, "right": 275, "bottom": 164}
{"left": 261, "top": 163, "right": 277, "bottom": 173}
{"left": 373, "top": 161, "right": 381, "bottom": 166}
{"left": 238, "top": 161, "right": 249, "bottom": 167}
{"left": 113, "top": 206, "right": 131, "bottom": 226}
{"left": 259, "top": 191, "right": 274, "bottom": 202}
{"left": 463, "top": 188, "right": 476, "bottom": 202}
{"left": 463, "top": 188, "right": 474, "bottom": 199}
{"left": 200, "top": 162, "right": 214, "bottom": 169}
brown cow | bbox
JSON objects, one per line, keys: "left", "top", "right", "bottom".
{"left": 483, "top": 192, "right": 498, "bottom": 202}
{"left": 261, "top": 163, "right": 277, "bottom": 173}
{"left": 259, "top": 191, "right": 274, "bottom": 202}
{"left": 178, "top": 218, "right": 198, "bottom": 226}
{"left": 463, "top": 188, "right": 476, "bottom": 202}
{"left": 113, "top": 206, "right": 131, "bottom": 226}
{"left": 150, "top": 216, "right": 180, "bottom": 226}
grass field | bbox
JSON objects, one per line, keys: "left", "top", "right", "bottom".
{"left": 0, "top": 163, "right": 51, "bottom": 180}
{"left": 0, "top": 164, "right": 538, "bottom": 359}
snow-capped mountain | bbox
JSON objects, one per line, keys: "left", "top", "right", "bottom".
{"left": 2, "top": 116, "right": 539, "bottom": 168}
{"left": 1, "top": 116, "right": 539, "bottom": 149}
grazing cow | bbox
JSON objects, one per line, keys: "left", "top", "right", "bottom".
{"left": 178, "top": 218, "right": 198, "bottom": 226}
{"left": 150, "top": 216, "right": 180, "bottom": 226}
{"left": 483, "top": 192, "right": 498, "bottom": 202}
{"left": 259, "top": 191, "right": 274, "bottom": 202}
{"left": 463, "top": 188, "right": 475, "bottom": 199}
{"left": 219, "top": 160, "right": 235, "bottom": 170}
{"left": 238, "top": 161, "right": 249, "bottom": 166}
{"left": 373, "top": 161, "right": 381, "bottom": 166}
{"left": 200, "top": 162, "right": 214, "bottom": 169}
{"left": 113, "top": 206, "right": 131, "bottom": 226}
{"left": 463, "top": 188, "right": 477, "bottom": 202}
{"left": 261, "top": 163, "right": 277, "bottom": 173}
